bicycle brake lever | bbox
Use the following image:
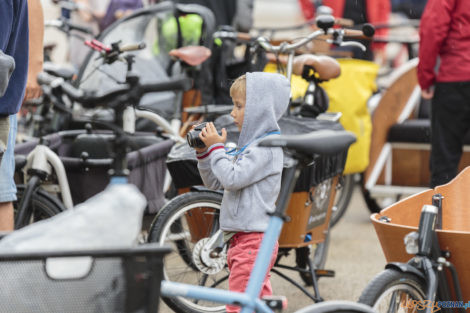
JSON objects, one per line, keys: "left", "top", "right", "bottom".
{"left": 339, "top": 41, "right": 367, "bottom": 51}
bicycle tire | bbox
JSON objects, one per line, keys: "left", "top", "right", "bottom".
{"left": 295, "top": 300, "right": 377, "bottom": 313}
{"left": 14, "top": 185, "right": 64, "bottom": 228}
{"left": 330, "top": 175, "right": 355, "bottom": 227}
{"left": 358, "top": 269, "right": 426, "bottom": 313}
{"left": 148, "top": 191, "right": 227, "bottom": 313}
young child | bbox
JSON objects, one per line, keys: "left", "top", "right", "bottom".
{"left": 193, "top": 72, "right": 291, "bottom": 312}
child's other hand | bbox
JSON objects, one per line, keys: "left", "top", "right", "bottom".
{"left": 199, "top": 122, "right": 227, "bottom": 148}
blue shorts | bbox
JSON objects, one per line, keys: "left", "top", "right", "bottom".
{"left": 0, "top": 114, "right": 17, "bottom": 202}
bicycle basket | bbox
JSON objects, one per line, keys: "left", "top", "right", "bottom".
{"left": 166, "top": 114, "right": 348, "bottom": 191}
{"left": 0, "top": 244, "right": 171, "bottom": 313}
{"left": 14, "top": 130, "right": 174, "bottom": 214}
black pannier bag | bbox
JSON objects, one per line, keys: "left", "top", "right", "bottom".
{"left": 166, "top": 115, "right": 348, "bottom": 191}
{"left": 15, "top": 130, "right": 173, "bottom": 214}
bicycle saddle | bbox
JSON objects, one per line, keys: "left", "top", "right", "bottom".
{"left": 292, "top": 54, "right": 341, "bottom": 80}
{"left": 258, "top": 130, "right": 356, "bottom": 156}
{"left": 14, "top": 155, "right": 27, "bottom": 171}
{"left": 43, "top": 62, "right": 76, "bottom": 81}
{"left": 169, "top": 46, "right": 211, "bottom": 67}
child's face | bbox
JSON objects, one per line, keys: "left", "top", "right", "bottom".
{"left": 230, "top": 91, "right": 246, "bottom": 131}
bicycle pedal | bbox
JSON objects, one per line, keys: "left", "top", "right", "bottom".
{"left": 315, "top": 269, "right": 335, "bottom": 278}
{"left": 262, "top": 295, "right": 288, "bottom": 312}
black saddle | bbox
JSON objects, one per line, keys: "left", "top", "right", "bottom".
{"left": 71, "top": 133, "right": 163, "bottom": 159}
{"left": 43, "top": 62, "right": 76, "bottom": 81}
{"left": 258, "top": 130, "right": 356, "bottom": 156}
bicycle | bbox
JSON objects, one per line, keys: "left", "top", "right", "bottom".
{"left": 210, "top": 19, "right": 374, "bottom": 228}
{"left": 158, "top": 127, "right": 356, "bottom": 313}
{"left": 148, "top": 16, "right": 373, "bottom": 313}
{"left": 358, "top": 169, "right": 470, "bottom": 313}
{"left": 13, "top": 44, "right": 192, "bottom": 228}
{"left": 3, "top": 72, "right": 372, "bottom": 313}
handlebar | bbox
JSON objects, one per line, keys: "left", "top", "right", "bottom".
{"left": 45, "top": 18, "right": 93, "bottom": 35}
{"left": 37, "top": 72, "right": 192, "bottom": 108}
{"left": 215, "top": 15, "right": 374, "bottom": 55}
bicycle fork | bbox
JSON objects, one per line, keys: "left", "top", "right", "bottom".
{"left": 15, "top": 175, "right": 40, "bottom": 229}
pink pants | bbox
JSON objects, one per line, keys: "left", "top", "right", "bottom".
{"left": 226, "top": 232, "right": 279, "bottom": 313}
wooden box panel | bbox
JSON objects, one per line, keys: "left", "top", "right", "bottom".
{"left": 376, "top": 147, "right": 470, "bottom": 187}
{"left": 278, "top": 177, "right": 338, "bottom": 248}
{"left": 372, "top": 167, "right": 470, "bottom": 299}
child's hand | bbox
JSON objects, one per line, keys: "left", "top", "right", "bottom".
{"left": 199, "top": 122, "right": 227, "bottom": 148}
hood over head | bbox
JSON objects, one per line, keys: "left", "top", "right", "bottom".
{"left": 238, "top": 72, "right": 291, "bottom": 147}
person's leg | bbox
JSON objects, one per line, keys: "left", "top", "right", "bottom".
{"left": 429, "top": 82, "right": 470, "bottom": 188}
{"left": 226, "top": 233, "right": 279, "bottom": 313}
{"left": 0, "top": 114, "right": 18, "bottom": 231}
{"left": 0, "top": 116, "right": 9, "bottom": 164}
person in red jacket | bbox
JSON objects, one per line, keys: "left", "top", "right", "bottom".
{"left": 417, "top": 0, "right": 470, "bottom": 187}
{"left": 299, "top": 0, "right": 390, "bottom": 61}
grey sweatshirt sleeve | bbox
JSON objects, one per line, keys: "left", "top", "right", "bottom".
{"left": 196, "top": 144, "right": 224, "bottom": 190}
{"left": 208, "top": 145, "right": 276, "bottom": 191}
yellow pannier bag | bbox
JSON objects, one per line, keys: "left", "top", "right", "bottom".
{"left": 321, "top": 59, "right": 378, "bottom": 174}
{"left": 265, "top": 59, "right": 378, "bottom": 174}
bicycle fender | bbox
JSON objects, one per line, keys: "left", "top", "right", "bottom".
{"left": 385, "top": 262, "right": 425, "bottom": 280}
{"left": 190, "top": 185, "right": 223, "bottom": 195}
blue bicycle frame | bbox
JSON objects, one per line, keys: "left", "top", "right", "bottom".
{"left": 160, "top": 160, "right": 300, "bottom": 313}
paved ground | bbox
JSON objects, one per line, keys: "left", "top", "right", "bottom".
{"left": 156, "top": 184, "right": 387, "bottom": 313}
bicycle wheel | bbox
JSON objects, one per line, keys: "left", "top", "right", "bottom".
{"left": 295, "top": 229, "right": 331, "bottom": 285}
{"left": 358, "top": 269, "right": 426, "bottom": 313}
{"left": 330, "top": 175, "right": 355, "bottom": 227}
{"left": 148, "top": 191, "right": 227, "bottom": 313}
{"left": 295, "top": 300, "right": 377, "bottom": 313}
{"left": 14, "top": 185, "right": 64, "bottom": 227}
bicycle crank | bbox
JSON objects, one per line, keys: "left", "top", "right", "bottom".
{"left": 193, "top": 237, "right": 226, "bottom": 275}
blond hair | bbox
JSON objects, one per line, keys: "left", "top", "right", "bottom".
{"left": 229, "top": 74, "right": 246, "bottom": 99}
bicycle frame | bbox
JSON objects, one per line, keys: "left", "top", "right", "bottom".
{"left": 159, "top": 160, "right": 300, "bottom": 313}
{"left": 386, "top": 194, "right": 464, "bottom": 313}
{"left": 20, "top": 108, "right": 184, "bottom": 211}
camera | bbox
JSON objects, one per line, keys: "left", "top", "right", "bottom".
{"left": 187, "top": 122, "right": 209, "bottom": 149}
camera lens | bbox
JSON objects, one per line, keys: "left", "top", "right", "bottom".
{"left": 187, "top": 123, "right": 207, "bottom": 149}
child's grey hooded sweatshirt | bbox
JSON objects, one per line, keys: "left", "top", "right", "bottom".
{"left": 197, "top": 72, "right": 290, "bottom": 232}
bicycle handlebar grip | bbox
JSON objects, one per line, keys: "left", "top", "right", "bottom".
{"left": 37, "top": 72, "right": 58, "bottom": 86}
{"left": 417, "top": 204, "right": 438, "bottom": 257}
{"left": 237, "top": 32, "right": 252, "bottom": 41}
{"left": 120, "top": 42, "right": 147, "bottom": 52}
{"left": 343, "top": 24, "right": 375, "bottom": 38}
{"left": 362, "top": 24, "right": 375, "bottom": 37}
{"left": 61, "top": 81, "right": 84, "bottom": 102}
{"left": 141, "top": 77, "right": 193, "bottom": 94}
{"left": 66, "top": 20, "right": 93, "bottom": 35}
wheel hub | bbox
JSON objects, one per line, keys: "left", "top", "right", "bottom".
{"left": 192, "top": 238, "right": 226, "bottom": 275}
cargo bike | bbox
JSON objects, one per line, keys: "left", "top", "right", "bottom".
{"left": 148, "top": 113, "right": 353, "bottom": 313}
{"left": 359, "top": 166, "right": 470, "bottom": 313}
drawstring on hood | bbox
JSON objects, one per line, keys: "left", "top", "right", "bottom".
{"left": 238, "top": 72, "right": 291, "bottom": 147}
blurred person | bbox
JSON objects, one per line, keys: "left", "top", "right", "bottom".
{"left": 68, "top": 0, "right": 110, "bottom": 69}
{"left": 417, "top": 0, "right": 470, "bottom": 188}
{"left": 98, "top": 0, "right": 144, "bottom": 32}
{"left": 0, "top": 0, "right": 44, "bottom": 231}
{"left": 300, "top": 0, "right": 391, "bottom": 62}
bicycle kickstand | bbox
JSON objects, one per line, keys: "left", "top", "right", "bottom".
{"left": 307, "top": 258, "right": 324, "bottom": 302}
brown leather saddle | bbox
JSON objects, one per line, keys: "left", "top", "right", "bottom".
{"left": 169, "top": 46, "right": 211, "bottom": 67}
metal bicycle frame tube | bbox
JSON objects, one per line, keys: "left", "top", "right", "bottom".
{"left": 26, "top": 145, "right": 74, "bottom": 209}
{"left": 161, "top": 281, "right": 273, "bottom": 313}
{"left": 135, "top": 108, "right": 185, "bottom": 143}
